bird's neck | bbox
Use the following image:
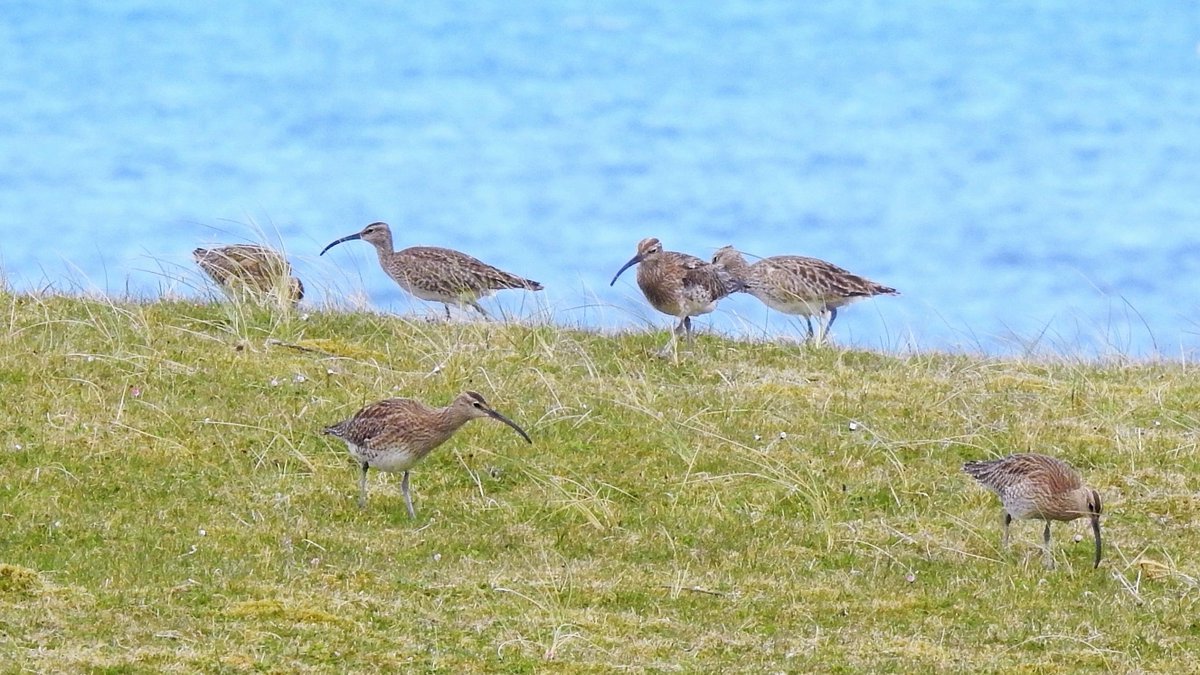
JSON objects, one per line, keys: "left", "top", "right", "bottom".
{"left": 434, "top": 407, "right": 474, "bottom": 437}
{"left": 1044, "top": 488, "right": 1093, "bottom": 520}
{"left": 370, "top": 232, "right": 396, "bottom": 257}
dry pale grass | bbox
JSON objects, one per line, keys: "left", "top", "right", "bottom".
{"left": 1, "top": 289, "right": 1198, "bottom": 672}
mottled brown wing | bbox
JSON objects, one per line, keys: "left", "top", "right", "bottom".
{"left": 194, "top": 244, "right": 300, "bottom": 299}
{"left": 964, "top": 453, "right": 1083, "bottom": 494}
{"left": 676, "top": 253, "right": 742, "bottom": 299}
{"left": 762, "top": 255, "right": 896, "bottom": 299}
{"left": 326, "top": 398, "right": 427, "bottom": 449}
{"left": 397, "top": 246, "right": 542, "bottom": 292}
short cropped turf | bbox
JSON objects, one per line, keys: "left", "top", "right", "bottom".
{"left": 1, "top": 290, "right": 1197, "bottom": 672}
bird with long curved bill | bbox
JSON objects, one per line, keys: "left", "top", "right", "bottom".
{"left": 322, "top": 391, "right": 532, "bottom": 518}
{"left": 963, "top": 453, "right": 1102, "bottom": 569}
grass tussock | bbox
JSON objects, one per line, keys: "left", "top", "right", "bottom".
{"left": 1, "top": 289, "right": 1199, "bottom": 671}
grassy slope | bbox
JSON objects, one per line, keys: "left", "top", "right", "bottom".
{"left": 1, "top": 291, "right": 1198, "bottom": 672}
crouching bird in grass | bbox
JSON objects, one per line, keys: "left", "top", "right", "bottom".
{"left": 322, "top": 391, "right": 532, "bottom": 518}
{"left": 193, "top": 244, "right": 304, "bottom": 306}
{"left": 610, "top": 237, "right": 743, "bottom": 360}
{"left": 963, "top": 453, "right": 1103, "bottom": 569}
{"left": 320, "top": 221, "right": 543, "bottom": 319}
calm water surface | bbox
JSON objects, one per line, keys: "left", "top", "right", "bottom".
{"left": 2, "top": 2, "right": 1198, "bottom": 355}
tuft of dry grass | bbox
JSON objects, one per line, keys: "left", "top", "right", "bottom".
{"left": 1, "top": 289, "right": 1199, "bottom": 671}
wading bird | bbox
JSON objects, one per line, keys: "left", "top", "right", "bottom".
{"left": 322, "top": 391, "right": 531, "bottom": 518}
{"left": 320, "top": 221, "right": 542, "bottom": 318}
{"left": 610, "top": 237, "right": 742, "bottom": 359}
{"left": 193, "top": 244, "right": 304, "bottom": 305}
{"left": 963, "top": 453, "right": 1102, "bottom": 569}
{"left": 711, "top": 245, "right": 897, "bottom": 345}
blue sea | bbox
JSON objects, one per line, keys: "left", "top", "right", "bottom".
{"left": 2, "top": 1, "right": 1198, "bottom": 356}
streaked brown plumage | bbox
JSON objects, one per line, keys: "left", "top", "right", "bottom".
{"left": 322, "top": 391, "right": 531, "bottom": 518}
{"left": 711, "top": 246, "right": 896, "bottom": 344}
{"left": 610, "top": 237, "right": 743, "bottom": 358}
{"left": 963, "top": 453, "right": 1103, "bottom": 569}
{"left": 320, "top": 221, "right": 542, "bottom": 318}
{"left": 193, "top": 244, "right": 304, "bottom": 305}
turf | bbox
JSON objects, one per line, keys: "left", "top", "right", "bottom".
{"left": 1, "top": 290, "right": 1197, "bottom": 672}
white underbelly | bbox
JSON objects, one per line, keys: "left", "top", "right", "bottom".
{"left": 346, "top": 442, "right": 421, "bottom": 473}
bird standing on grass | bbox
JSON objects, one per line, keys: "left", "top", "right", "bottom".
{"left": 711, "top": 245, "right": 897, "bottom": 345}
{"left": 963, "top": 453, "right": 1103, "bottom": 569}
{"left": 610, "top": 237, "right": 743, "bottom": 359}
{"left": 320, "top": 221, "right": 543, "bottom": 318}
{"left": 322, "top": 391, "right": 532, "bottom": 518}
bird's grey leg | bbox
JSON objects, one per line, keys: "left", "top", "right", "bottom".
{"left": 1042, "top": 521, "right": 1054, "bottom": 569}
{"left": 682, "top": 316, "right": 694, "bottom": 347}
{"left": 401, "top": 470, "right": 416, "bottom": 519}
{"left": 803, "top": 316, "right": 815, "bottom": 341}
{"left": 468, "top": 300, "right": 492, "bottom": 320}
{"left": 358, "top": 462, "right": 369, "bottom": 509}
{"left": 827, "top": 307, "right": 839, "bottom": 332}
{"left": 1002, "top": 512, "right": 1012, "bottom": 548}
{"left": 442, "top": 304, "right": 452, "bottom": 320}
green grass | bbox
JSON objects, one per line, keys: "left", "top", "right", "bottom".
{"left": 1, "top": 290, "right": 1198, "bottom": 672}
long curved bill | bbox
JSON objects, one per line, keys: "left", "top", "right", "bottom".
{"left": 320, "top": 232, "right": 362, "bottom": 256}
{"left": 1091, "top": 515, "right": 1102, "bottom": 569}
{"left": 609, "top": 254, "right": 643, "bottom": 286}
{"left": 486, "top": 409, "right": 532, "bottom": 444}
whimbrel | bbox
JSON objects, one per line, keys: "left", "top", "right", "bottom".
{"left": 610, "top": 237, "right": 743, "bottom": 359}
{"left": 320, "top": 222, "right": 542, "bottom": 318}
{"left": 322, "top": 391, "right": 531, "bottom": 518}
{"left": 193, "top": 244, "right": 304, "bottom": 305}
{"left": 963, "top": 453, "right": 1103, "bottom": 569}
{"left": 711, "top": 246, "right": 896, "bottom": 345}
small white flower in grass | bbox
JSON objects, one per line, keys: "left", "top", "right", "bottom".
{"left": 778, "top": 431, "right": 787, "bottom": 440}
{"left": 300, "top": 313, "right": 310, "bottom": 321}
{"left": 326, "top": 368, "right": 336, "bottom": 376}
{"left": 293, "top": 374, "right": 306, "bottom": 383}
{"left": 53, "top": 520, "right": 61, "bottom": 528}
{"left": 199, "top": 528, "right": 207, "bottom": 537}
{"left": 86, "top": 355, "right": 95, "bottom": 363}
{"left": 753, "top": 434, "right": 762, "bottom": 442}
{"left": 906, "top": 572, "right": 916, "bottom": 583}
{"left": 309, "top": 557, "right": 320, "bottom": 567}
{"left": 848, "top": 421, "right": 860, "bottom": 431}
{"left": 13, "top": 443, "right": 21, "bottom": 450}
{"left": 1073, "top": 534, "right": 1084, "bottom": 543}
{"left": 270, "top": 378, "right": 280, "bottom": 387}
{"left": 433, "top": 553, "right": 442, "bottom": 562}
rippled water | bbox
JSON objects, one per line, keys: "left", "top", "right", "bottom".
{"left": 2, "top": 2, "right": 1198, "bottom": 355}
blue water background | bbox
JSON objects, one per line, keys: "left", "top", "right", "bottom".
{"left": 2, "top": 2, "right": 1199, "bottom": 356}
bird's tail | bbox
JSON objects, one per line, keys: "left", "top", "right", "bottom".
{"left": 962, "top": 459, "right": 998, "bottom": 481}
